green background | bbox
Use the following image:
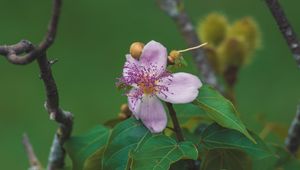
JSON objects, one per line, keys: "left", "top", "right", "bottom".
{"left": 0, "top": 0, "right": 299, "bottom": 169}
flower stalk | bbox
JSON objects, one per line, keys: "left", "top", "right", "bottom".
{"left": 165, "top": 102, "right": 184, "bottom": 142}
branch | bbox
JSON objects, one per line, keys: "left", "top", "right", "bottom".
{"left": 285, "top": 104, "right": 300, "bottom": 154}
{"left": 0, "top": 0, "right": 61, "bottom": 65}
{"left": 157, "top": 0, "right": 222, "bottom": 91}
{"left": 265, "top": 0, "right": 300, "bottom": 68}
{"left": 264, "top": 0, "right": 300, "bottom": 154}
{"left": 39, "top": 53, "right": 73, "bottom": 170}
{"left": 0, "top": 0, "right": 73, "bottom": 169}
{"left": 22, "top": 133, "right": 43, "bottom": 170}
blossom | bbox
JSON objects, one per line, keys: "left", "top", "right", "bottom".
{"left": 118, "top": 40, "right": 202, "bottom": 133}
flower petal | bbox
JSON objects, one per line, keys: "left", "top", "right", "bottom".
{"left": 123, "top": 54, "right": 140, "bottom": 78}
{"left": 127, "top": 88, "right": 142, "bottom": 115}
{"left": 157, "top": 72, "right": 202, "bottom": 104}
{"left": 140, "top": 40, "right": 167, "bottom": 74}
{"left": 135, "top": 95, "right": 167, "bottom": 133}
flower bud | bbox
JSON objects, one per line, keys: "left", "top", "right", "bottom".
{"left": 118, "top": 112, "right": 128, "bottom": 120}
{"left": 197, "top": 13, "right": 228, "bottom": 46}
{"left": 130, "top": 42, "right": 144, "bottom": 59}
{"left": 168, "top": 50, "right": 180, "bottom": 63}
{"left": 217, "top": 36, "right": 249, "bottom": 69}
{"left": 120, "top": 104, "right": 130, "bottom": 113}
{"left": 229, "top": 17, "right": 260, "bottom": 51}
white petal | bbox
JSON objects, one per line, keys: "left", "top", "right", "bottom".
{"left": 135, "top": 95, "right": 167, "bottom": 133}
{"left": 123, "top": 54, "right": 140, "bottom": 78}
{"left": 140, "top": 40, "right": 167, "bottom": 74}
{"left": 127, "top": 88, "right": 142, "bottom": 115}
{"left": 157, "top": 72, "right": 202, "bottom": 104}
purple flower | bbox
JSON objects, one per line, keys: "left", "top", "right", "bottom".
{"left": 119, "top": 40, "right": 202, "bottom": 133}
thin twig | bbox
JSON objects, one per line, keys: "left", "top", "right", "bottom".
{"left": 285, "top": 105, "right": 300, "bottom": 155}
{"left": 0, "top": 0, "right": 73, "bottom": 169}
{"left": 22, "top": 133, "right": 43, "bottom": 170}
{"left": 264, "top": 0, "right": 300, "bottom": 154}
{"left": 265, "top": 0, "right": 300, "bottom": 68}
{"left": 157, "top": 0, "right": 222, "bottom": 92}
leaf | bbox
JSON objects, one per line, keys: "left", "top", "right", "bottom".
{"left": 128, "top": 134, "right": 198, "bottom": 170}
{"left": 174, "top": 103, "right": 207, "bottom": 122}
{"left": 200, "top": 123, "right": 272, "bottom": 159}
{"left": 65, "top": 125, "right": 110, "bottom": 170}
{"left": 201, "top": 148, "right": 252, "bottom": 170}
{"left": 193, "top": 85, "right": 255, "bottom": 143}
{"left": 102, "top": 117, "right": 151, "bottom": 170}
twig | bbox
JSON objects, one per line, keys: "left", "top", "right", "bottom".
{"left": 39, "top": 52, "right": 73, "bottom": 170}
{"left": 157, "top": 0, "right": 222, "bottom": 92}
{"left": 0, "top": 0, "right": 73, "bottom": 169}
{"left": 166, "top": 102, "right": 184, "bottom": 142}
{"left": 285, "top": 105, "right": 300, "bottom": 154}
{"left": 22, "top": 133, "right": 43, "bottom": 170}
{"left": 265, "top": 0, "right": 300, "bottom": 68}
{"left": 0, "top": 0, "right": 61, "bottom": 65}
{"left": 264, "top": 0, "right": 300, "bottom": 154}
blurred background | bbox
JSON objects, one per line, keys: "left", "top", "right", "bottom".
{"left": 0, "top": 0, "right": 299, "bottom": 169}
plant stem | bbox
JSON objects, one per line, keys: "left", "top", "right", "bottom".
{"left": 165, "top": 102, "right": 184, "bottom": 142}
{"left": 166, "top": 102, "right": 199, "bottom": 170}
{"left": 223, "top": 66, "right": 239, "bottom": 104}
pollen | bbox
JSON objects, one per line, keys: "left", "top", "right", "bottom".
{"left": 138, "top": 82, "right": 157, "bottom": 95}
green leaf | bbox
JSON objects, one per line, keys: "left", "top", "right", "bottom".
{"left": 200, "top": 123, "right": 272, "bottom": 159}
{"left": 174, "top": 103, "right": 207, "bottom": 122}
{"left": 65, "top": 125, "right": 110, "bottom": 170}
{"left": 102, "top": 118, "right": 151, "bottom": 170}
{"left": 193, "top": 85, "right": 255, "bottom": 143}
{"left": 128, "top": 134, "right": 198, "bottom": 170}
{"left": 201, "top": 148, "right": 252, "bottom": 170}
{"left": 102, "top": 118, "right": 198, "bottom": 170}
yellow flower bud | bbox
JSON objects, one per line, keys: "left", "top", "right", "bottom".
{"left": 120, "top": 103, "right": 130, "bottom": 113}
{"left": 130, "top": 42, "right": 144, "bottom": 59}
{"left": 168, "top": 50, "right": 180, "bottom": 63}
{"left": 118, "top": 112, "right": 128, "bottom": 120}
{"left": 229, "top": 17, "right": 261, "bottom": 51}
{"left": 217, "top": 36, "right": 250, "bottom": 69}
{"left": 197, "top": 13, "right": 228, "bottom": 46}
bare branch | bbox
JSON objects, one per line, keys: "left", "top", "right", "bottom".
{"left": 0, "top": 0, "right": 62, "bottom": 65}
{"left": 157, "top": 0, "right": 222, "bottom": 91}
{"left": 285, "top": 105, "right": 300, "bottom": 154}
{"left": 38, "top": 53, "right": 73, "bottom": 170}
{"left": 265, "top": 0, "right": 300, "bottom": 68}
{"left": 22, "top": 133, "right": 43, "bottom": 170}
{"left": 0, "top": 0, "right": 73, "bottom": 169}
{"left": 264, "top": 0, "right": 300, "bottom": 154}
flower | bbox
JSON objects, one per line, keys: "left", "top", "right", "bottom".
{"left": 118, "top": 41, "right": 202, "bottom": 133}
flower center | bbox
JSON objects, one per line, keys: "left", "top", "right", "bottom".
{"left": 138, "top": 81, "right": 157, "bottom": 95}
